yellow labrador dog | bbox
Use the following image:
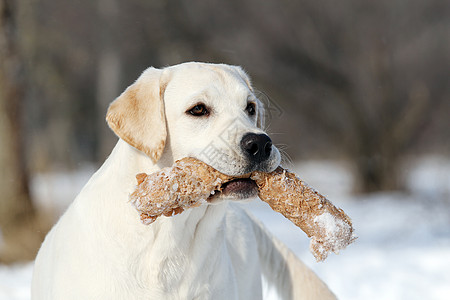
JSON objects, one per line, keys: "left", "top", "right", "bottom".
{"left": 32, "top": 62, "right": 336, "bottom": 300}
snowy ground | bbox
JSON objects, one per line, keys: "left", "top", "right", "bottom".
{"left": 1, "top": 156, "right": 450, "bottom": 300}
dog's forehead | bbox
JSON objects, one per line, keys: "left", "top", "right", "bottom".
{"left": 164, "top": 63, "right": 252, "bottom": 105}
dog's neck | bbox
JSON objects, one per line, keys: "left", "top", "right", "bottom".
{"left": 101, "top": 139, "right": 167, "bottom": 181}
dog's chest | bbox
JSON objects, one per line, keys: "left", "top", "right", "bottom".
{"left": 150, "top": 243, "right": 239, "bottom": 299}
{"left": 132, "top": 206, "right": 244, "bottom": 299}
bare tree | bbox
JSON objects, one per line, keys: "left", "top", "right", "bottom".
{"left": 0, "top": 0, "right": 48, "bottom": 263}
{"left": 96, "top": 0, "right": 122, "bottom": 160}
{"left": 13, "top": 0, "right": 449, "bottom": 195}
{"left": 216, "top": 0, "right": 450, "bottom": 192}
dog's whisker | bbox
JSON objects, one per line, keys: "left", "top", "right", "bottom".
{"left": 275, "top": 145, "right": 294, "bottom": 168}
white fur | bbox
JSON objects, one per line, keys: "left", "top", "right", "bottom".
{"left": 31, "top": 62, "right": 337, "bottom": 300}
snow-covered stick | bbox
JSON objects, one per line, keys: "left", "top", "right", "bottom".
{"left": 130, "top": 158, "right": 233, "bottom": 225}
{"left": 130, "top": 157, "right": 356, "bottom": 261}
{"left": 251, "top": 167, "right": 356, "bottom": 261}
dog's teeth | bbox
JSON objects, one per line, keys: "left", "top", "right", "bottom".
{"left": 210, "top": 191, "right": 215, "bottom": 195}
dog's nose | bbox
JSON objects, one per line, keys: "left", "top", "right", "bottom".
{"left": 241, "top": 133, "right": 272, "bottom": 163}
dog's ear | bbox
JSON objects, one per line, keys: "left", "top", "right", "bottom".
{"left": 106, "top": 67, "right": 168, "bottom": 163}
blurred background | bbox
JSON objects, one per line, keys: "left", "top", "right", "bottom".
{"left": 1, "top": 0, "right": 449, "bottom": 299}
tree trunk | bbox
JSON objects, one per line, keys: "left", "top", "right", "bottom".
{"left": 354, "top": 151, "right": 401, "bottom": 193}
{"left": 0, "top": 0, "right": 48, "bottom": 263}
{"left": 96, "top": 0, "right": 122, "bottom": 160}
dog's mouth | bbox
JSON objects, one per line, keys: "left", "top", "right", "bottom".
{"left": 208, "top": 177, "right": 258, "bottom": 203}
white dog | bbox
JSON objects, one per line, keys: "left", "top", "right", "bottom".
{"left": 32, "top": 62, "right": 336, "bottom": 300}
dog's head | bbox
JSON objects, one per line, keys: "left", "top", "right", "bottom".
{"left": 107, "top": 62, "right": 281, "bottom": 201}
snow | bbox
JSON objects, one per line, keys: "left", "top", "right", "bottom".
{"left": 312, "top": 211, "right": 354, "bottom": 257}
{"left": 0, "top": 263, "right": 33, "bottom": 300}
{"left": 252, "top": 194, "right": 450, "bottom": 300}
{"left": 2, "top": 156, "right": 450, "bottom": 300}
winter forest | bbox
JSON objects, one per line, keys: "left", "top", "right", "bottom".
{"left": 1, "top": 0, "right": 449, "bottom": 299}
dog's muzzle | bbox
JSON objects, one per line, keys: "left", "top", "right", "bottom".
{"left": 208, "top": 133, "right": 276, "bottom": 203}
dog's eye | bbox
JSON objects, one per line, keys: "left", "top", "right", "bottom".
{"left": 246, "top": 102, "right": 256, "bottom": 116}
{"left": 187, "top": 104, "right": 209, "bottom": 117}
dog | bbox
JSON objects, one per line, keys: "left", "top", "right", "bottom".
{"left": 31, "top": 62, "right": 337, "bottom": 299}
